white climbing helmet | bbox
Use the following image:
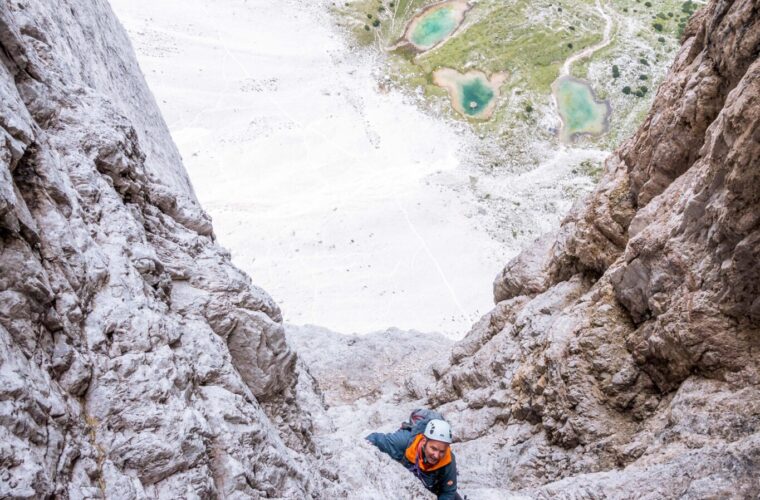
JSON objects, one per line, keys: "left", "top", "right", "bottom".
{"left": 423, "top": 419, "right": 453, "bottom": 444}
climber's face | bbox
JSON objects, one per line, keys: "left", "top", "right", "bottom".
{"left": 422, "top": 438, "right": 449, "bottom": 465}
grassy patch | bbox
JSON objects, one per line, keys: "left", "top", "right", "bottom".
{"left": 336, "top": 0, "right": 427, "bottom": 43}
{"left": 573, "top": 159, "right": 604, "bottom": 181}
{"left": 416, "top": 0, "right": 604, "bottom": 94}
{"left": 334, "top": 0, "right": 694, "bottom": 155}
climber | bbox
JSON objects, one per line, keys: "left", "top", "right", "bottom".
{"left": 366, "top": 416, "right": 462, "bottom": 500}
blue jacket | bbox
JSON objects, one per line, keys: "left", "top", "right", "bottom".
{"left": 367, "top": 429, "right": 458, "bottom": 500}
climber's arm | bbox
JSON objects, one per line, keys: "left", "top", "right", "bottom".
{"left": 366, "top": 429, "right": 412, "bottom": 462}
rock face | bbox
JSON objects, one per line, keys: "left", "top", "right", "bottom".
{"left": 286, "top": 324, "right": 452, "bottom": 406}
{"left": 427, "top": 0, "right": 760, "bottom": 496}
{"left": 2, "top": 0, "right": 759, "bottom": 497}
{"left": 0, "top": 0, "right": 321, "bottom": 497}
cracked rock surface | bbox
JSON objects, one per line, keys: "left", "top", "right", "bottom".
{"left": 2, "top": 0, "right": 759, "bottom": 498}
{"left": 0, "top": 0, "right": 323, "bottom": 497}
{"left": 425, "top": 0, "right": 760, "bottom": 496}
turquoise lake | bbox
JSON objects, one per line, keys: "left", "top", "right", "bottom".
{"left": 410, "top": 7, "right": 459, "bottom": 48}
{"left": 554, "top": 77, "right": 610, "bottom": 141}
{"left": 459, "top": 77, "right": 495, "bottom": 117}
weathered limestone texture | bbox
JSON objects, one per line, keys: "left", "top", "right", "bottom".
{"left": 0, "top": 0, "right": 321, "bottom": 497}
{"left": 428, "top": 0, "right": 760, "bottom": 496}
{"left": 2, "top": 0, "right": 759, "bottom": 497}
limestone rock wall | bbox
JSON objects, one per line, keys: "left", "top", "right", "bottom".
{"left": 427, "top": 0, "right": 760, "bottom": 495}
{"left": 0, "top": 0, "right": 321, "bottom": 497}
{"left": 2, "top": 0, "right": 759, "bottom": 497}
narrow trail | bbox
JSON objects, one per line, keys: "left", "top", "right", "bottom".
{"left": 560, "top": 0, "right": 615, "bottom": 77}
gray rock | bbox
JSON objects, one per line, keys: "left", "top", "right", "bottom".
{"left": 0, "top": 0, "right": 326, "bottom": 497}
{"left": 421, "top": 0, "right": 760, "bottom": 496}
{"left": 2, "top": 0, "right": 759, "bottom": 497}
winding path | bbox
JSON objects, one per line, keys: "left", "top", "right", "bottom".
{"left": 560, "top": 0, "right": 615, "bottom": 77}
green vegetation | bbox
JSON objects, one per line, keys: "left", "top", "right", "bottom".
{"left": 676, "top": 0, "right": 699, "bottom": 36}
{"left": 569, "top": 0, "right": 697, "bottom": 148}
{"left": 416, "top": 0, "right": 604, "bottom": 94}
{"left": 337, "top": 0, "right": 692, "bottom": 151}
{"left": 634, "top": 85, "right": 648, "bottom": 97}
{"left": 576, "top": 159, "right": 603, "bottom": 180}
{"left": 339, "top": 0, "right": 429, "bottom": 43}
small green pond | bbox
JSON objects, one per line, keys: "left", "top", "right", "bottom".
{"left": 459, "top": 77, "right": 495, "bottom": 117}
{"left": 553, "top": 76, "right": 610, "bottom": 141}
{"left": 410, "top": 7, "right": 460, "bottom": 49}
{"left": 433, "top": 68, "right": 505, "bottom": 120}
